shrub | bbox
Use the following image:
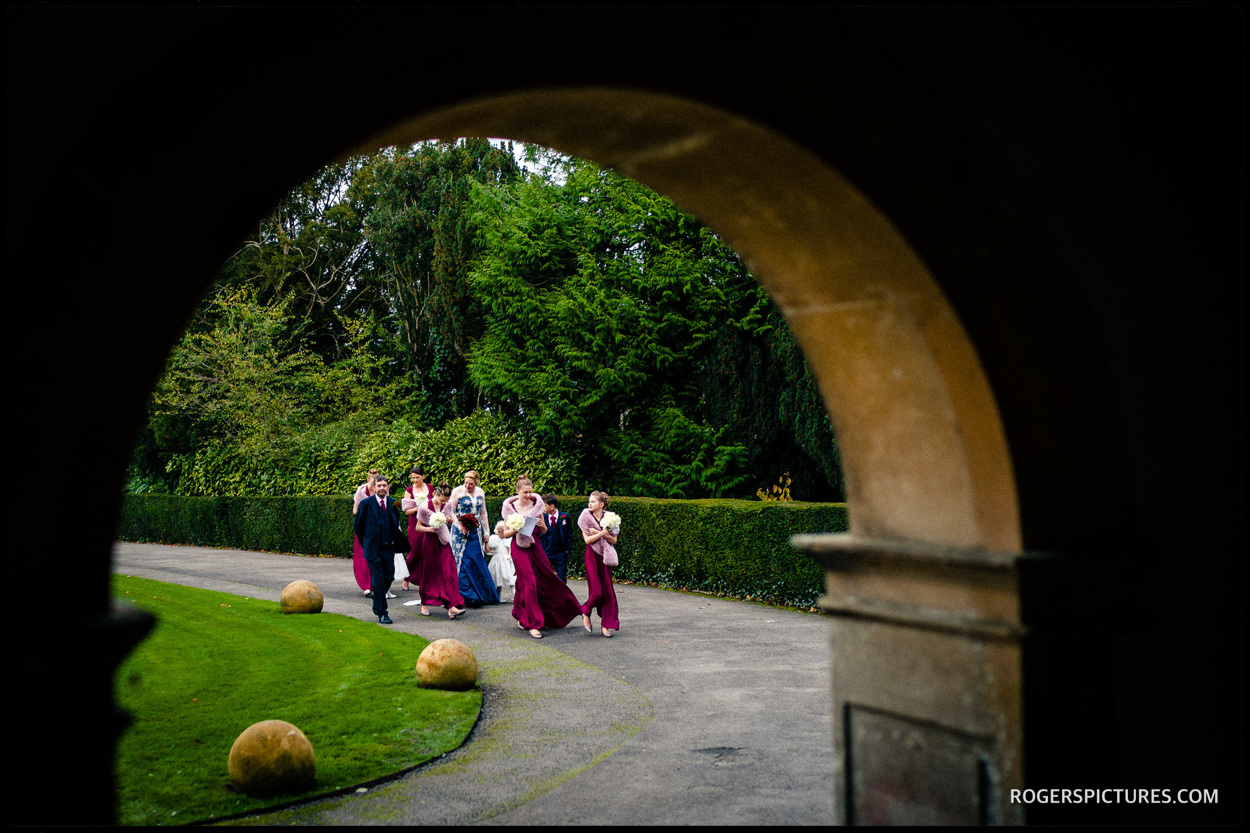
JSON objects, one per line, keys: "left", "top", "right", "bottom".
{"left": 340, "top": 411, "right": 579, "bottom": 496}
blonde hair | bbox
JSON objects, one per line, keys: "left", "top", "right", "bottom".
{"left": 515, "top": 475, "right": 533, "bottom": 489}
{"left": 590, "top": 490, "right": 610, "bottom": 508}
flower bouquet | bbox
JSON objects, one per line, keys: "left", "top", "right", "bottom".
{"left": 601, "top": 511, "right": 622, "bottom": 534}
{"left": 459, "top": 513, "right": 480, "bottom": 532}
{"left": 429, "top": 513, "right": 448, "bottom": 530}
{"left": 506, "top": 513, "right": 539, "bottom": 537}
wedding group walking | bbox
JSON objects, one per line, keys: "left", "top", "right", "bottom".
{"left": 352, "top": 468, "right": 621, "bottom": 638}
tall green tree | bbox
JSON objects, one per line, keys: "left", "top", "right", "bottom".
{"left": 362, "top": 139, "right": 522, "bottom": 426}
{"left": 213, "top": 156, "right": 385, "bottom": 363}
{"left": 701, "top": 308, "right": 845, "bottom": 500}
{"left": 465, "top": 158, "right": 777, "bottom": 497}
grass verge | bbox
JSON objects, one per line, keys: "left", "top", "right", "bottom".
{"left": 112, "top": 575, "right": 480, "bottom": 825}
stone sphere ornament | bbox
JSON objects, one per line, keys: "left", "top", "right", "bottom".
{"left": 416, "top": 639, "right": 479, "bottom": 690}
{"left": 280, "top": 580, "right": 324, "bottom": 614}
{"left": 227, "top": 720, "right": 316, "bottom": 796}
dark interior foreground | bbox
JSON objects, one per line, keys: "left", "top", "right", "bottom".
{"left": 4, "top": 7, "right": 1241, "bottom": 825}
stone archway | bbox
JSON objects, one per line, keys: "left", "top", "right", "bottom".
{"left": 6, "top": 8, "right": 1240, "bottom": 826}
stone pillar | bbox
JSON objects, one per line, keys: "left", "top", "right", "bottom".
{"left": 794, "top": 534, "right": 1122, "bottom": 825}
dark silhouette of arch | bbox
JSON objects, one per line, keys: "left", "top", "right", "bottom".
{"left": 5, "top": 7, "right": 1240, "bottom": 824}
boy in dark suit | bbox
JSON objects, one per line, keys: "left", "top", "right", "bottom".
{"left": 352, "top": 474, "right": 409, "bottom": 624}
{"left": 540, "top": 493, "right": 572, "bottom": 583}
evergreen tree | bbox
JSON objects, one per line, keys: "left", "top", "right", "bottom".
{"left": 465, "top": 156, "right": 841, "bottom": 498}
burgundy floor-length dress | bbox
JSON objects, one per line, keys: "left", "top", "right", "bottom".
{"left": 403, "top": 485, "right": 432, "bottom": 588}
{"left": 577, "top": 508, "right": 620, "bottom": 630}
{"left": 502, "top": 495, "right": 582, "bottom": 631}
{"left": 351, "top": 482, "right": 373, "bottom": 592}
{"left": 417, "top": 503, "right": 464, "bottom": 610}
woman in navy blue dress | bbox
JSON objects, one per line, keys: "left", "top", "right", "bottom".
{"left": 450, "top": 470, "right": 499, "bottom": 607}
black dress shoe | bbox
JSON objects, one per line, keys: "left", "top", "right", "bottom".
{"left": 378, "top": 614, "right": 393, "bottom": 625}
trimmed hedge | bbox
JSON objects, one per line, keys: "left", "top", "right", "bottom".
{"left": 564, "top": 498, "right": 849, "bottom": 607}
{"left": 117, "top": 495, "right": 354, "bottom": 556}
{"left": 117, "top": 495, "right": 848, "bottom": 609}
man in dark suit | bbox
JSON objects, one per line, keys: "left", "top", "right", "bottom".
{"left": 540, "top": 493, "right": 573, "bottom": 583}
{"left": 352, "top": 474, "right": 409, "bottom": 624}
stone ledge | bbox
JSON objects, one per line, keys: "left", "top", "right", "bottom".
{"left": 794, "top": 533, "right": 1128, "bottom": 634}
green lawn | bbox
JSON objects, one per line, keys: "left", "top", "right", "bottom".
{"left": 112, "top": 575, "right": 481, "bottom": 825}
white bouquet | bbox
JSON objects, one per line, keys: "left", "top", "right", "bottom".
{"left": 601, "top": 511, "right": 622, "bottom": 534}
{"left": 506, "top": 513, "right": 527, "bottom": 532}
{"left": 429, "top": 513, "right": 448, "bottom": 529}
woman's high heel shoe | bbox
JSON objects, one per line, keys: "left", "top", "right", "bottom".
{"left": 582, "top": 614, "right": 592, "bottom": 634}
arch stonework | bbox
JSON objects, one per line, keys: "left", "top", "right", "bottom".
{"left": 5, "top": 8, "right": 1240, "bottom": 826}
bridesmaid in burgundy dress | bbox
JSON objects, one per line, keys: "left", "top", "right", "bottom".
{"left": 415, "top": 482, "right": 466, "bottom": 620}
{"left": 351, "top": 469, "right": 379, "bottom": 597}
{"left": 500, "top": 476, "right": 581, "bottom": 639}
{"left": 578, "top": 490, "right": 620, "bottom": 638}
{"left": 401, "top": 465, "right": 432, "bottom": 593}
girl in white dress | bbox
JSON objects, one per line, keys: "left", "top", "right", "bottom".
{"left": 487, "top": 520, "right": 516, "bottom": 601}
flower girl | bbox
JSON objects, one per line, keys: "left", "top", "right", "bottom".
{"left": 487, "top": 520, "right": 516, "bottom": 601}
